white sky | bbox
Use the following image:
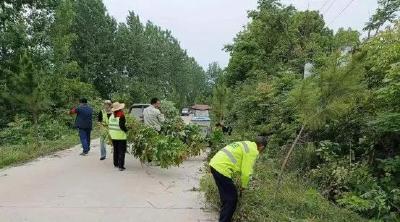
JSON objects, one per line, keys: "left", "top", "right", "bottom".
{"left": 103, "top": 0, "right": 378, "bottom": 68}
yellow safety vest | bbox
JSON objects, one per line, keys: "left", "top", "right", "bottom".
{"left": 209, "top": 141, "right": 259, "bottom": 188}
{"left": 108, "top": 114, "right": 127, "bottom": 140}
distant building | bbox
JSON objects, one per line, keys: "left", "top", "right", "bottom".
{"left": 191, "top": 104, "right": 211, "bottom": 117}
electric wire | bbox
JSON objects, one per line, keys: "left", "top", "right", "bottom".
{"left": 319, "top": 0, "right": 332, "bottom": 11}
{"left": 330, "top": 0, "right": 357, "bottom": 24}
{"left": 323, "top": 0, "right": 336, "bottom": 14}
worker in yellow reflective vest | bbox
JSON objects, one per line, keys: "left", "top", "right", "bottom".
{"left": 209, "top": 136, "right": 268, "bottom": 222}
{"left": 109, "top": 102, "right": 128, "bottom": 171}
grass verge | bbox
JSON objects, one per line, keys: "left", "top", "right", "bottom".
{"left": 0, "top": 129, "right": 100, "bottom": 169}
{"left": 200, "top": 159, "right": 366, "bottom": 222}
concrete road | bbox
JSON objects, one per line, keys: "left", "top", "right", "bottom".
{"left": 0, "top": 139, "right": 216, "bottom": 222}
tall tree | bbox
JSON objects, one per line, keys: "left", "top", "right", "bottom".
{"left": 50, "top": 0, "right": 78, "bottom": 78}
{"left": 72, "top": 0, "right": 117, "bottom": 97}
{"left": 364, "top": 0, "right": 400, "bottom": 37}
{"left": 3, "top": 52, "right": 49, "bottom": 125}
{"left": 225, "top": 1, "right": 333, "bottom": 86}
{"left": 206, "top": 62, "right": 223, "bottom": 88}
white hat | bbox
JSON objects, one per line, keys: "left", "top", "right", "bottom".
{"left": 111, "top": 102, "right": 125, "bottom": 112}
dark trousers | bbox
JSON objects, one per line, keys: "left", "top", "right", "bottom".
{"left": 211, "top": 167, "right": 238, "bottom": 222}
{"left": 112, "top": 140, "right": 127, "bottom": 168}
{"left": 78, "top": 128, "right": 91, "bottom": 153}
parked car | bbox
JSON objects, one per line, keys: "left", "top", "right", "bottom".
{"left": 181, "top": 108, "right": 190, "bottom": 116}
{"left": 129, "top": 104, "right": 150, "bottom": 122}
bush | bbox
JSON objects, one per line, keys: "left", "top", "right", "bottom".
{"left": 184, "top": 124, "right": 207, "bottom": 157}
{"left": 0, "top": 114, "right": 71, "bottom": 146}
{"left": 207, "top": 128, "right": 226, "bottom": 161}
{"left": 126, "top": 109, "right": 207, "bottom": 168}
{"left": 0, "top": 115, "right": 33, "bottom": 145}
{"left": 200, "top": 159, "right": 366, "bottom": 222}
{"left": 0, "top": 130, "right": 83, "bottom": 169}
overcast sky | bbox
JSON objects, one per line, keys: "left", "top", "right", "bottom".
{"left": 103, "top": 0, "right": 378, "bottom": 69}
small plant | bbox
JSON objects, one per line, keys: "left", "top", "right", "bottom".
{"left": 183, "top": 124, "right": 207, "bottom": 157}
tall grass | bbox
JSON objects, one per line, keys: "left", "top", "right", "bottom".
{"left": 200, "top": 159, "right": 366, "bottom": 222}
{"left": 0, "top": 129, "right": 99, "bottom": 169}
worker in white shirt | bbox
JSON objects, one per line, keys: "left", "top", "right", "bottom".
{"left": 143, "top": 98, "right": 165, "bottom": 132}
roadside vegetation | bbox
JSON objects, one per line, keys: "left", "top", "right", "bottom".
{"left": 204, "top": 0, "right": 400, "bottom": 221}
{"left": 0, "top": 0, "right": 210, "bottom": 168}
{"left": 201, "top": 159, "right": 366, "bottom": 222}
{"left": 0, "top": 113, "right": 101, "bottom": 168}
{"left": 0, "top": 132, "right": 77, "bottom": 169}
{"left": 1, "top": 0, "right": 399, "bottom": 221}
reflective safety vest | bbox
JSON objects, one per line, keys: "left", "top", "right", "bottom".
{"left": 102, "top": 110, "right": 109, "bottom": 126}
{"left": 108, "top": 114, "right": 127, "bottom": 140}
{"left": 209, "top": 141, "right": 259, "bottom": 188}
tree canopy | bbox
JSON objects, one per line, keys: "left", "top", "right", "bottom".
{"left": 214, "top": 0, "right": 400, "bottom": 220}
{"left": 0, "top": 0, "right": 208, "bottom": 128}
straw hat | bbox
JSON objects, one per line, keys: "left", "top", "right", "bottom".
{"left": 111, "top": 102, "right": 125, "bottom": 112}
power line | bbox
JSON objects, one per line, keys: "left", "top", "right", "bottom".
{"left": 330, "top": 0, "right": 357, "bottom": 24}
{"left": 319, "top": 0, "right": 331, "bottom": 11}
{"left": 323, "top": 0, "right": 336, "bottom": 14}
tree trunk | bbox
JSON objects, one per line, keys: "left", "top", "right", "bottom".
{"left": 276, "top": 124, "right": 305, "bottom": 191}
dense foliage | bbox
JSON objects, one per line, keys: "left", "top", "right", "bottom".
{"left": 0, "top": 0, "right": 209, "bottom": 160}
{"left": 1, "top": 0, "right": 399, "bottom": 220}
{"left": 201, "top": 160, "right": 365, "bottom": 222}
{"left": 126, "top": 118, "right": 186, "bottom": 168}
{"left": 126, "top": 101, "right": 206, "bottom": 168}
{"left": 206, "top": 0, "right": 400, "bottom": 220}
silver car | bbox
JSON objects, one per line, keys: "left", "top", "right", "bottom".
{"left": 129, "top": 104, "right": 150, "bottom": 122}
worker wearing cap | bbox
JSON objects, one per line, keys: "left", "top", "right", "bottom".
{"left": 209, "top": 136, "right": 268, "bottom": 222}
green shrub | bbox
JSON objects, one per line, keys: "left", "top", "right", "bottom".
{"left": 0, "top": 114, "right": 71, "bottom": 146}
{"left": 201, "top": 159, "right": 366, "bottom": 222}
{"left": 0, "top": 115, "right": 33, "bottom": 145}
{"left": 0, "top": 131, "right": 79, "bottom": 168}
{"left": 207, "top": 128, "right": 226, "bottom": 161}
{"left": 126, "top": 112, "right": 206, "bottom": 168}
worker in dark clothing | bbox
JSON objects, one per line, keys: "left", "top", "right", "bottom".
{"left": 108, "top": 102, "right": 128, "bottom": 171}
{"left": 216, "top": 122, "right": 233, "bottom": 135}
{"left": 70, "top": 98, "right": 93, "bottom": 156}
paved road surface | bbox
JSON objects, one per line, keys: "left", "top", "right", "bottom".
{"left": 0, "top": 139, "right": 216, "bottom": 222}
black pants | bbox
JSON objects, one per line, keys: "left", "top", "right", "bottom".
{"left": 112, "top": 140, "right": 127, "bottom": 168}
{"left": 211, "top": 167, "right": 238, "bottom": 222}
